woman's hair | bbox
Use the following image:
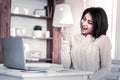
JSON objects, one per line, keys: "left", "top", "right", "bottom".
{"left": 81, "top": 7, "right": 108, "bottom": 38}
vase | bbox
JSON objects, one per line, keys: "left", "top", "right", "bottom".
{"left": 33, "top": 30, "right": 43, "bottom": 38}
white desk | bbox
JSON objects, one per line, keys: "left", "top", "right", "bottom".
{"left": 0, "top": 64, "right": 93, "bottom": 80}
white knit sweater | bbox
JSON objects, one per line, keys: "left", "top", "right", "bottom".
{"left": 61, "top": 34, "right": 112, "bottom": 80}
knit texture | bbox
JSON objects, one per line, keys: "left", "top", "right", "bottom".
{"left": 61, "top": 34, "right": 112, "bottom": 80}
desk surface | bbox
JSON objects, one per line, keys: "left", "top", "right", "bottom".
{"left": 0, "top": 63, "right": 93, "bottom": 79}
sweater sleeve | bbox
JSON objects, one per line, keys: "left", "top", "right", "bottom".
{"left": 88, "top": 36, "right": 112, "bottom": 80}
{"left": 61, "top": 39, "right": 72, "bottom": 69}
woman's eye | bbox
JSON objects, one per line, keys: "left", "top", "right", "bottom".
{"left": 88, "top": 20, "right": 93, "bottom": 24}
{"left": 88, "top": 22, "right": 92, "bottom": 24}
{"left": 82, "top": 17, "right": 86, "bottom": 21}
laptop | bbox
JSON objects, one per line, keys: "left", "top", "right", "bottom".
{"left": 1, "top": 37, "right": 51, "bottom": 71}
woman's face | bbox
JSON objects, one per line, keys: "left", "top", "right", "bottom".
{"left": 80, "top": 13, "right": 93, "bottom": 36}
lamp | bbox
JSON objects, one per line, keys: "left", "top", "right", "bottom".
{"left": 52, "top": 4, "right": 73, "bottom": 63}
{"left": 53, "top": 4, "right": 74, "bottom": 27}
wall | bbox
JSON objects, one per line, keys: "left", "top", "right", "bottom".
{"left": 115, "top": 0, "right": 120, "bottom": 60}
{"left": 11, "top": 0, "right": 48, "bottom": 59}
{"left": 65, "top": 0, "right": 84, "bottom": 35}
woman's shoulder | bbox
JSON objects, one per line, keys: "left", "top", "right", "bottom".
{"left": 71, "top": 33, "right": 84, "bottom": 40}
{"left": 96, "top": 35, "right": 110, "bottom": 42}
{"left": 95, "top": 35, "right": 111, "bottom": 47}
{"left": 67, "top": 33, "right": 83, "bottom": 43}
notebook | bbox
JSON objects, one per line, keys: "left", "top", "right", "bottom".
{"left": 1, "top": 37, "right": 50, "bottom": 71}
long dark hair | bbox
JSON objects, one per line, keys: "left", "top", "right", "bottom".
{"left": 81, "top": 7, "right": 108, "bottom": 38}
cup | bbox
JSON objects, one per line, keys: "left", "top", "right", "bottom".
{"left": 45, "top": 31, "right": 50, "bottom": 38}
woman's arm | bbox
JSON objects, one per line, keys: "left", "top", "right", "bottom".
{"left": 61, "top": 31, "right": 72, "bottom": 69}
{"left": 88, "top": 36, "right": 112, "bottom": 80}
{"left": 61, "top": 40, "right": 72, "bottom": 68}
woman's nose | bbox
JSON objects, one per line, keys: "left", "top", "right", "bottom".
{"left": 82, "top": 21, "right": 87, "bottom": 25}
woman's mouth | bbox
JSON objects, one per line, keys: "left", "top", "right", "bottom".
{"left": 81, "top": 26, "right": 88, "bottom": 31}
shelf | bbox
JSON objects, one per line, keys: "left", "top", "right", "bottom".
{"left": 26, "top": 58, "right": 52, "bottom": 62}
{"left": 11, "top": 36, "right": 53, "bottom": 40}
{"left": 11, "top": 13, "right": 52, "bottom": 19}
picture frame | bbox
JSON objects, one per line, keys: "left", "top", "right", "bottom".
{"left": 15, "top": 28, "right": 25, "bottom": 36}
{"left": 26, "top": 51, "right": 41, "bottom": 61}
{"left": 33, "top": 9, "right": 46, "bottom": 17}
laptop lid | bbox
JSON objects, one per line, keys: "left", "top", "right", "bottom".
{"left": 1, "top": 37, "right": 26, "bottom": 70}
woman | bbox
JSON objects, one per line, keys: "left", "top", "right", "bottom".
{"left": 61, "top": 7, "right": 112, "bottom": 80}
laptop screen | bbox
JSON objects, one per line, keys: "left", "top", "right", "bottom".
{"left": 1, "top": 37, "right": 26, "bottom": 70}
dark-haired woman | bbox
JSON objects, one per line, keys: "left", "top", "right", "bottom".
{"left": 61, "top": 7, "right": 112, "bottom": 80}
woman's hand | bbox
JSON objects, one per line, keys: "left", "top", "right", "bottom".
{"left": 61, "top": 31, "right": 70, "bottom": 40}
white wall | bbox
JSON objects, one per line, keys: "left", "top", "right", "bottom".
{"left": 115, "top": 0, "right": 120, "bottom": 60}
{"left": 65, "top": 0, "right": 84, "bottom": 35}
